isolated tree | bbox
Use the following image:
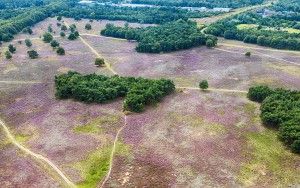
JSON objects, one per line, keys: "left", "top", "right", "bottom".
{"left": 85, "top": 23, "right": 92, "bottom": 30}
{"left": 8, "top": 44, "right": 16, "bottom": 53}
{"left": 18, "top": 40, "right": 22, "bottom": 44}
{"left": 25, "top": 39, "right": 32, "bottom": 47}
{"left": 95, "top": 58, "right": 105, "bottom": 66}
{"left": 199, "top": 80, "right": 209, "bottom": 90}
{"left": 5, "top": 51, "right": 12, "bottom": 59}
{"left": 57, "top": 16, "right": 62, "bottom": 21}
{"left": 27, "top": 50, "right": 39, "bottom": 59}
{"left": 56, "top": 47, "right": 65, "bottom": 55}
{"left": 60, "top": 32, "right": 66, "bottom": 37}
{"left": 68, "top": 33, "right": 77, "bottom": 40}
{"left": 48, "top": 25, "right": 53, "bottom": 33}
{"left": 43, "top": 32, "right": 53, "bottom": 43}
{"left": 50, "top": 40, "right": 60, "bottom": 48}
{"left": 245, "top": 51, "right": 251, "bottom": 57}
{"left": 57, "top": 22, "right": 62, "bottom": 27}
{"left": 22, "top": 27, "right": 33, "bottom": 35}
{"left": 61, "top": 25, "right": 67, "bottom": 31}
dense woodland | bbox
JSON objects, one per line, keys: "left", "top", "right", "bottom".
{"left": 101, "top": 20, "right": 217, "bottom": 53}
{"left": 55, "top": 72, "right": 175, "bottom": 112}
{"left": 131, "top": 0, "right": 264, "bottom": 9}
{"left": 248, "top": 86, "right": 300, "bottom": 153}
{"left": 206, "top": 0, "right": 300, "bottom": 50}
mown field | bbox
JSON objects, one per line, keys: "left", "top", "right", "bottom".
{"left": 0, "top": 17, "right": 299, "bottom": 187}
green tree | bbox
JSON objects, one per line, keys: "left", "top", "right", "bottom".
{"left": 95, "top": 58, "right": 105, "bottom": 66}
{"left": 27, "top": 50, "right": 39, "bottom": 59}
{"left": 206, "top": 39, "right": 215, "bottom": 48}
{"left": 43, "top": 32, "right": 53, "bottom": 43}
{"left": 48, "top": 25, "right": 53, "bottom": 33}
{"left": 50, "top": 40, "right": 60, "bottom": 48}
{"left": 61, "top": 25, "right": 67, "bottom": 31}
{"left": 68, "top": 33, "right": 77, "bottom": 40}
{"left": 8, "top": 44, "right": 16, "bottom": 53}
{"left": 25, "top": 39, "right": 32, "bottom": 47}
{"left": 199, "top": 80, "right": 209, "bottom": 90}
{"left": 245, "top": 51, "right": 251, "bottom": 57}
{"left": 56, "top": 47, "right": 65, "bottom": 55}
{"left": 85, "top": 23, "right": 92, "bottom": 30}
{"left": 5, "top": 51, "right": 12, "bottom": 59}
{"left": 60, "top": 32, "right": 66, "bottom": 37}
{"left": 57, "top": 16, "right": 62, "bottom": 21}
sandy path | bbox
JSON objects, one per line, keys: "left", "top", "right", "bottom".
{"left": 0, "top": 118, "right": 76, "bottom": 188}
{"left": 177, "top": 86, "right": 248, "bottom": 93}
{"left": 100, "top": 115, "right": 128, "bottom": 188}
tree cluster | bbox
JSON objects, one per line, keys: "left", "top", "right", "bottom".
{"left": 55, "top": 71, "right": 175, "bottom": 112}
{"left": 101, "top": 20, "right": 217, "bottom": 53}
{"left": 248, "top": 85, "right": 300, "bottom": 153}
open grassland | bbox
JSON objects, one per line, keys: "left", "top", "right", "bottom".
{"left": 0, "top": 17, "right": 299, "bottom": 187}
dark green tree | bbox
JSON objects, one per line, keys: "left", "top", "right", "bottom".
{"left": 43, "top": 32, "right": 53, "bottom": 43}
{"left": 27, "top": 50, "right": 39, "bottom": 59}
{"left": 199, "top": 80, "right": 209, "bottom": 90}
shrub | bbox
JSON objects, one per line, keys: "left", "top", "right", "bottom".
{"left": 57, "top": 16, "right": 62, "bottom": 21}
{"left": 199, "top": 80, "right": 209, "bottom": 90}
{"left": 56, "top": 47, "right": 65, "bottom": 55}
{"left": 61, "top": 25, "right": 67, "bottom": 31}
{"left": 60, "top": 32, "right": 65, "bottom": 37}
{"left": 247, "top": 85, "right": 273, "bottom": 102}
{"left": 5, "top": 51, "right": 12, "bottom": 59}
{"left": 95, "top": 58, "right": 105, "bottom": 66}
{"left": 27, "top": 50, "right": 39, "bottom": 59}
{"left": 68, "top": 33, "right": 77, "bottom": 40}
{"left": 85, "top": 23, "right": 92, "bottom": 30}
{"left": 291, "top": 140, "right": 300, "bottom": 153}
{"left": 42, "top": 32, "right": 53, "bottom": 43}
{"left": 8, "top": 44, "right": 16, "bottom": 53}
{"left": 25, "top": 39, "right": 32, "bottom": 47}
{"left": 245, "top": 51, "right": 251, "bottom": 57}
{"left": 50, "top": 40, "right": 60, "bottom": 48}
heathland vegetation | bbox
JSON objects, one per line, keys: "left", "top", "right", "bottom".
{"left": 55, "top": 71, "right": 175, "bottom": 112}
{"left": 101, "top": 20, "right": 217, "bottom": 53}
{"left": 248, "top": 86, "right": 300, "bottom": 153}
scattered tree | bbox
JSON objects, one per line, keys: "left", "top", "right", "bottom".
{"left": 57, "top": 16, "right": 62, "bottom": 21}
{"left": 48, "top": 25, "right": 53, "bottom": 33}
{"left": 56, "top": 47, "right": 65, "bottom": 55}
{"left": 199, "top": 80, "right": 209, "bottom": 90}
{"left": 25, "top": 39, "right": 32, "bottom": 47}
{"left": 85, "top": 23, "right": 92, "bottom": 30}
{"left": 8, "top": 44, "right": 16, "bottom": 53}
{"left": 5, "top": 51, "right": 12, "bottom": 59}
{"left": 61, "top": 25, "right": 68, "bottom": 31}
{"left": 42, "top": 32, "right": 53, "bottom": 43}
{"left": 27, "top": 50, "right": 39, "bottom": 59}
{"left": 95, "top": 58, "right": 105, "bottom": 66}
{"left": 50, "top": 40, "right": 60, "bottom": 48}
{"left": 245, "top": 51, "right": 251, "bottom": 57}
{"left": 68, "top": 33, "right": 77, "bottom": 40}
{"left": 60, "top": 32, "right": 66, "bottom": 37}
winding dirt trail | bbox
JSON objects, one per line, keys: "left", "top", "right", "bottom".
{"left": 100, "top": 115, "right": 128, "bottom": 188}
{"left": 0, "top": 118, "right": 76, "bottom": 188}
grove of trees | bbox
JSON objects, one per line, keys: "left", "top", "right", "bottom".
{"left": 101, "top": 20, "right": 217, "bottom": 53}
{"left": 248, "top": 85, "right": 300, "bottom": 153}
{"left": 55, "top": 71, "right": 175, "bottom": 112}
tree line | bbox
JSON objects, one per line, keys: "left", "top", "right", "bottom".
{"left": 248, "top": 85, "right": 300, "bottom": 153}
{"left": 55, "top": 71, "right": 175, "bottom": 112}
{"left": 101, "top": 19, "right": 217, "bottom": 53}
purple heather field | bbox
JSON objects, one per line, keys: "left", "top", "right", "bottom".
{"left": 0, "top": 18, "right": 300, "bottom": 187}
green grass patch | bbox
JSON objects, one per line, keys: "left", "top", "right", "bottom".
{"left": 239, "top": 130, "right": 300, "bottom": 186}
{"left": 75, "top": 142, "right": 130, "bottom": 188}
{"left": 15, "top": 133, "right": 31, "bottom": 143}
{"left": 236, "top": 24, "right": 258, "bottom": 30}
{"left": 74, "top": 115, "right": 120, "bottom": 134}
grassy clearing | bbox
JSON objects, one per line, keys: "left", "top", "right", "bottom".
{"left": 237, "top": 24, "right": 258, "bottom": 30}
{"left": 75, "top": 141, "right": 130, "bottom": 188}
{"left": 267, "top": 63, "right": 300, "bottom": 78}
{"left": 239, "top": 130, "right": 300, "bottom": 186}
{"left": 243, "top": 102, "right": 260, "bottom": 125}
{"left": 74, "top": 115, "right": 120, "bottom": 134}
